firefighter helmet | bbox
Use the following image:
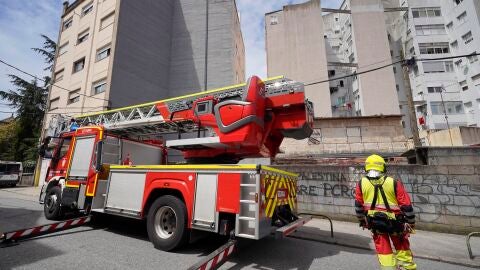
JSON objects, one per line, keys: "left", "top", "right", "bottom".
{"left": 365, "top": 154, "right": 386, "bottom": 173}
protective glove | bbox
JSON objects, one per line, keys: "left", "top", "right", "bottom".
{"left": 404, "top": 223, "right": 415, "bottom": 234}
{"left": 359, "top": 218, "right": 369, "bottom": 229}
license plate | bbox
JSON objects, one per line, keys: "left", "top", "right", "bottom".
{"left": 277, "top": 189, "right": 288, "bottom": 199}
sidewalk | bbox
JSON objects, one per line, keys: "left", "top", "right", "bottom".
{"left": 0, "top": 186, "right": 41, "bottom": 201}
{"left": 293, "top": 217, "right": 480, "bottom": 268}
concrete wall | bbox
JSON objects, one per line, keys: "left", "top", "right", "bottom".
{"left": 265, "top": 0, "right": 332, "bottom": 117}
{"left": 420, "top": 127, "right": 480, "bottom": 146}
{"left": 109, "top": 0, "right": 174, "bottom": 107}
{"left": 276, "top": 164, "right": 480, "bottom": 233}
{"left": 350, "top": 0, "right": 400, "bottom": 116}
{"left": 278, "top": 115, "right": 408, "bottom": 158}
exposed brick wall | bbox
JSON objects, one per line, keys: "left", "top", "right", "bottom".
{"left": 276, "top": 164, "right": 480, "bottom": 233}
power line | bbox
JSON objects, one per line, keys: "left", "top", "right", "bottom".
{"left": 0, "top": 58, "right": 109, "bottom": 102}
{"left": 305, "top": 59, "right": 404, "bottom": 86}
{"left": 304, "top": 52, "right": 480, "bottom": 87}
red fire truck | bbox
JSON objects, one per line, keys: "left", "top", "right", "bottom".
{"left": 38, "top": 75, "right": 313, "bottom": 251}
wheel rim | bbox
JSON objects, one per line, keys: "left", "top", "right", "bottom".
{"left": 154, "top": 206, "right": 177, "bottom": 239}
{"left": 46, "top": 193, "right": 57, "bottom": 213}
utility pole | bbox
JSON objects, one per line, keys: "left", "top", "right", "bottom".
{"left": 440, "top": 86, "right": 454, "bottom": 146}
{"left": 401, "top": 56, "right": 424, "bottom": 164}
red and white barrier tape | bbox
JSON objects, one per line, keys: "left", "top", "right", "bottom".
{"left": 188, "top": 239, "right": 236, "bottom": 270}
{"left": 2, "top": 216, "right": 91, "bottom": 242}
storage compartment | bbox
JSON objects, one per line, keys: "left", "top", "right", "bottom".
{"left": 104, "top": 171, "right": 146, "bottom": 216}
{"left": 192, "top": 174, "right": 218, "bottom": 232}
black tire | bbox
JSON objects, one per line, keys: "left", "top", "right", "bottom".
{"left": 147, "top": 195, "right": 189, "bottom": 251}
{"left": 44, "top": 186, "right": 64, "bottom": 220}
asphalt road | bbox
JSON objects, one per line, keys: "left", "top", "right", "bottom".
{"left": 0, "top": 187, "right": 477, "bottom": 270}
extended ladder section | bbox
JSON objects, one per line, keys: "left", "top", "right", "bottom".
{"left": 73, "top": 76, "right": 305, "bottom": 138}
{"left": 57, "top": 75, "right": 314, "bottom": 161}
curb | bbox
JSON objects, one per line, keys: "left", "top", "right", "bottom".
{"left": 290, "top": 233, "right": 480, "bottom": 269}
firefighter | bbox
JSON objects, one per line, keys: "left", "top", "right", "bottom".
{"left": 354, "top": 154, "right": 417, "bottom": 270}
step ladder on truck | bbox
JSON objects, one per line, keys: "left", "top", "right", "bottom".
{"left": 3, "top": 75, "right": 313, "bottom": 266}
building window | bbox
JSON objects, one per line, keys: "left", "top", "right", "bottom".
{"left": 58, "top": 42, "right": 68, "bottom": 56}
{"left": 415, "top": 24, "right": 446, "bottom": 35}
{"left": 418, "top": 42, "right": 449, "bottom": 54}
{"left": 92, "top": 79, "right": 107, "bottom": 95}
{"left": 467, "top": 52, "right": 479, "bottom": 63}
{"left": 450, "top": 40, "right": 458, "bottom": 50}
{"left": 457, "top": 11, "right": 467, "bottom": 23}
{"left": 328, "top": 70, "right": 335, "bottom": 77}
{"left": 53, "top": 69, "right": 64, "bottom": 82}
{"left": 100, "top": 12, "right": 115, "bottom": 30}
{"left": 411, "top": 7, "right": 441, "bottom": 18}
{"left": 396, "top": 84, "right": 400, "bottom": 91}
{"left": 82, "top": 2, "right": 94, "bottom": 17}
{"left": 77, "top": 29, "right": 89, "bottom": 44}
{"left": 423, "top": 61, "right": 454, "bottom": 73}
{"left": 472, "top": 73, "right": 480, "bottom": 86}
{"left": 270, "top": 16, "right": 278, "bottom": 25}
{"left": 339, "top": 80, "right": 344, "bottom": 87}
{"left": 63, "top": 17, "right": 73, "bottom": 31}
{"left": 349, "top": 53, "right": 355, "bottom": 63}
{"left": 462, "top": 31, "right": 473, "bottom": 44}
{"left": 73, "top": 57, "right": 85, "bottom": 73}
{"left": 49, "top": 97, "right": 59, "bottom": 111}
{"left": 393, "top": 66, "right": 397, "bottom": 73}
{"left": 460, "top": 80, "right": 468, "bottom": 91}
{"left": 427, "top": 86, "right": 442, "bottom": 93}
{"left": 96, "top": 45, "right": 111, "bottom": 61}
{"left": 68, "top": 89, "right": 80, "bottom": 104}
{"left": 431, "top": 101, "right": 464, "bottom": 115}
{"left": 454, "top": 0, "right": 463, "bottom": 6}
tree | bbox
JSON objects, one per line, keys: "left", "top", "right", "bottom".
{"left": 0, "top": 35, "right": 56, "bottom": 161}
{"left": 0, "top": 76, "right": 48, "bottom": 161}
{"left": 31, "top": 34, "right": 57, "bottom": 72}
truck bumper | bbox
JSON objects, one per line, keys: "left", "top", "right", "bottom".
{"left": 275, "top": 215, "right": 312, "bottom": 239}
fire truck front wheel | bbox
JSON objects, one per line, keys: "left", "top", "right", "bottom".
{"left": 147, "top": 195, "right": 189, "bottom": 251}
{"left": 44, "top": 186, "right": 64, "bottom": 220}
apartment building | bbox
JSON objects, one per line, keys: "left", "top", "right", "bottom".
{"left": 386, "top": 0, "right": 480, "bottom": 139}
{"left": 266, "top": 0, "right": 479, "bottom": 141}
{"left": 47, "top": 0, "right": 245, "bottom": 126}
{"left": 265, "top": 0, "right": 400, "bottom": 118}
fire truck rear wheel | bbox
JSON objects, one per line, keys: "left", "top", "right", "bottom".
{"left": 44, "top": 186, "right": 64, "bottom": 220}
{"left": 147, "top": 195, "right": 189, "bottom": 251}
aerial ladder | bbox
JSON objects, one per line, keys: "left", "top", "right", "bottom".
{"left": 3, "top": 75, "right": 314, "bottom": 269}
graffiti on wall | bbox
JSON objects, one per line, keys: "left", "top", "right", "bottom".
{"left": 294, "top": 167, "right": 480, "bottom": 224}
{"left": 297, "top": 171, "right": 357, "bottom": 198}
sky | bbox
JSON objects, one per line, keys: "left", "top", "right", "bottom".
{"left": 0, "top": 0, "right": 342, "bottom": 120}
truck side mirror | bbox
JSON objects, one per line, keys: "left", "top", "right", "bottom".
{"left": 95, "top": 140, "right": 103, "bottom": 172}
{"left": 38, "top": 137, "right": 51, "bottom": 158}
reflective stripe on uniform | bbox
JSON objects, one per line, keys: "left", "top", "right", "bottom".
{"left": 396, "top": 250, "right": 417, "bottom": 270}
{"left": 377, "top": 254, "right": 396, "bottom": 269}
